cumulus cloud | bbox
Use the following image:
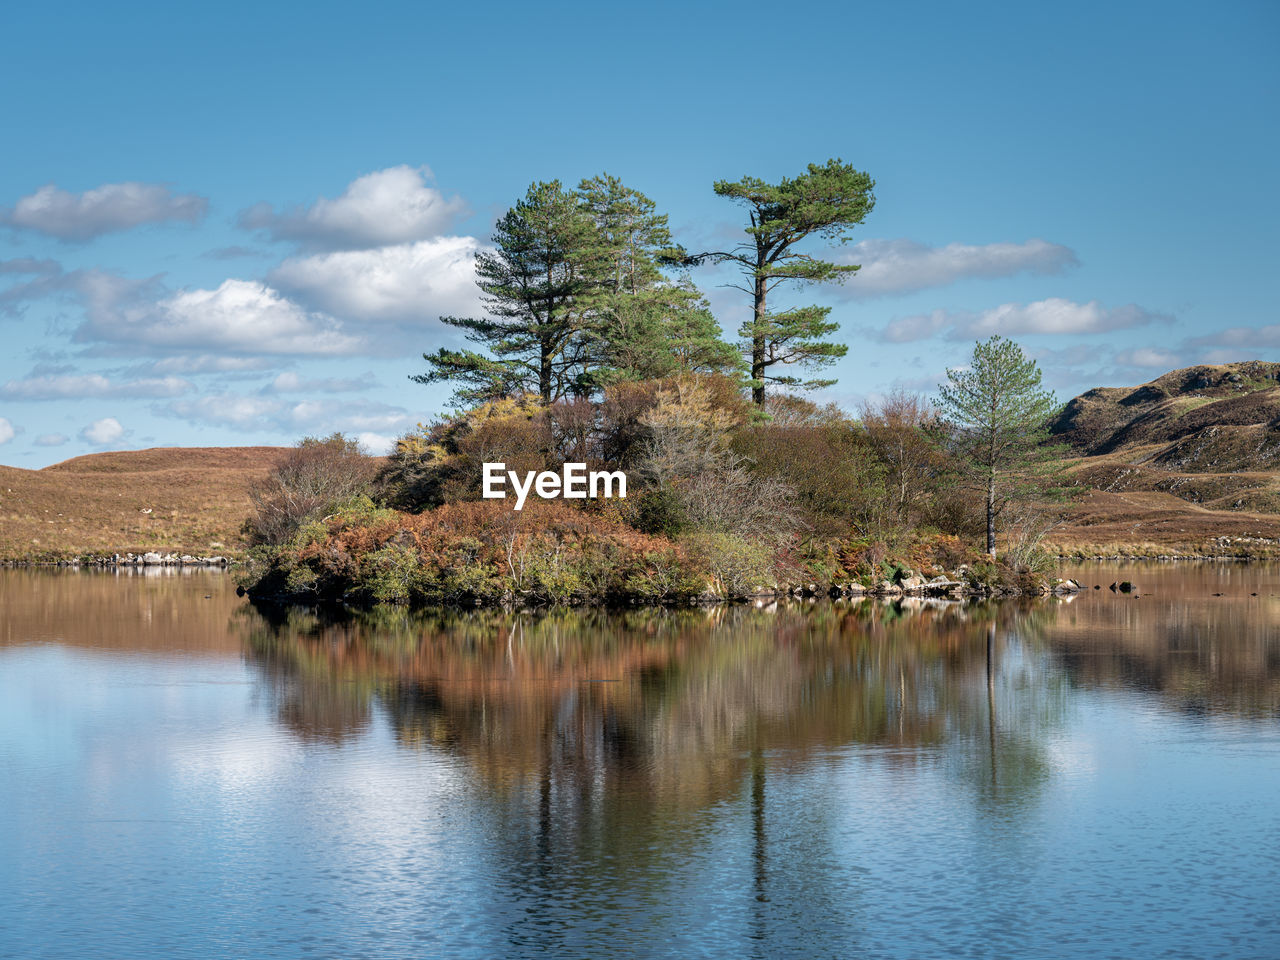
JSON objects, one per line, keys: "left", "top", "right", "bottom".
{"left": 875, "top": 298, "right": 1171, "bottom": 343}
{"left": 80, "top": 417, "right": 125, "bottom": 446}
{"left": 1, "top": 182, "right": 207, "bottom": 241}
{"left": 0, "top": 373, "right": 193, "bottom": 401}
{"left": 356, "top": 432, "right": 398, "bottom": 456}
{"left": 269, "top": 236, "right": 482, "bottom": 323}
{"left": 75, "top": 277, "right": 363, "bottom": 356}
{"left": 161, "top": 394, "right": 416, "bottom": 435}
{"left": 1, "top": 264, "right": 374, "bottom": 359}
{"left": 0, "top": 418, "right": 14, "bottom": 445}
{"left": 836, "top": 238, "right": 1078, "bottom": 297}
{"left": 34, "top": 433, "right": 69, "bottom": 447}
{"left": 237, "top": 166, "right": 466, "bottom": 251}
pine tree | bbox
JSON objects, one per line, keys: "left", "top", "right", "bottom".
{"left": 936, "top": 336, "right": 1063, "bottom": 559}
{"left": 576, "top": 174, "right": 740, "bottom": 384}
{"left": 415, "top": 180, "right": 595, "bottom": 404}
{"left": 691, "top": 159, "right": 875, "bottom": 406}
{"left": 418, "top": 175, "right": 739, "bottom": 405}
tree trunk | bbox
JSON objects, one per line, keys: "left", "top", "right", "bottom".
{"left": 986, "top": 470, "right": 997, "bottom": 559}
{"left": 539, "top": 339, "right": 552, "bottom": 402}
{"left": 751, "top": 273, "right": 767, "bottom": 407}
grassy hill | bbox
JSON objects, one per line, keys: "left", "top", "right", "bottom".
{"left": 0, "top": 446, "right": 290, "bottom": 560}
{"left": 1047, "top": 362, "right": 1280, "bottom": 552}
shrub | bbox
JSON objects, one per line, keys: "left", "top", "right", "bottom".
{"left": 247, "top": 434, "right": 377, "bottom": 545}
{"left": 633, "top": 485, "right": 689, "bottom": 537}
{"left": 360, "top": 544, "right": 425, "bottom": 603}
{"left": 684, "top": 531, "right": 775, "bottom": 599}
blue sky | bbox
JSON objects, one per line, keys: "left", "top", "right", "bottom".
{"left": 1, "top": 0, "right": 1276, "bottom": 466}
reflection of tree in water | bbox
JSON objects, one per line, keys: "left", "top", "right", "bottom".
{"left": 237, "top": 599, "right": 1064, "bottom": 803}
{"left": 237, "top": 598, "right": 1074, "bottom": 952}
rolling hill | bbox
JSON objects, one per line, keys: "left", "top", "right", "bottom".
{"left": 1047, "top": 361, "right": 1280, "bottom": 551}
{"left": 0, "top": 446, "right": 290, "bottom": 559}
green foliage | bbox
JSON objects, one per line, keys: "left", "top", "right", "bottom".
{"left": 936, "top": 336, "right": 1067, "bottom": 558}
{"left": 361, "top": 544, "right": 424, "bottom": 603}
{"left": 684, "top": 531, "right": 775, "bottom": 599}
{"left": 692, "top": 159, "right": 875, "bottom": 404}
{"left": 415, "top": 175, "right": 739, "bottom": 405}
{"left": 416, "top": 180, "right": 595, "bottom": 403}
{"left": 633, "top": 485, "right": 689, "bottom": 537}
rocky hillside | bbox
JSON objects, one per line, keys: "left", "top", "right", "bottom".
{"left": 1048, "top": 362, "right": 1280, "bottom": 549}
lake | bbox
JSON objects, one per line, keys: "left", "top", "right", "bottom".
{"left": 2, "top": 564, "right": 1278, "bottom": 959}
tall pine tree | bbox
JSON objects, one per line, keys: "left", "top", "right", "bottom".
{"left": 418, "top": 175, "right": 738, "bottom": 406}
{"left": 576, "top": 174, "right": 739, "bottom": 384}
{"left": 691, "top": 159, "right": 875, "bottom": 405}
{"left": 416, "top": 180, "right": 595, "bottom": 404}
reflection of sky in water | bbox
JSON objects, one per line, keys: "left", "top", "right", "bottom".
{"left": 1, "top": 567, "right": 1279, "bottom": 958}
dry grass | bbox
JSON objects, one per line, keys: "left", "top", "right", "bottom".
{"left": 0, "top": 446, "right": 292, "bottom": 560}
{"left": 1045, "top": 489, "right": 1280, "bottom": 553}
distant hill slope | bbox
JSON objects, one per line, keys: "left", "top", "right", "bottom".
{"left": 1048, "top": 362, "right": 1280, "bottom": 549}
{"left": 1051, "top": 361, "right": 1280, "bottom": 464}
{"left": 0, "top": 446, "right": 290, "bottom": 559}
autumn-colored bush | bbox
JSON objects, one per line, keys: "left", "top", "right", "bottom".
{"left": 244, "top": 498, "right": 706, "bottom": 606}
{"left": 246, "top": 433, "right": 379, "bottom": 546}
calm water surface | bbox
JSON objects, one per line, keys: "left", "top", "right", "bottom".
{"left": 2, "top": 564, "right": 1278, "bottom": 959}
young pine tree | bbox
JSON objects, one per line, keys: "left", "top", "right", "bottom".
{"left": 935, "top": 336, "right": 1063, "bottom": 559}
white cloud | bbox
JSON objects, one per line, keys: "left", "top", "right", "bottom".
{"left": 1, "top": 373, "right": 192, "bottom": 400}
{"left": 161, "top": 394, "right": 416, "bottom": 436}
{"left": 263, "top": 371, "right": 377, "bottom": 394}
{"left": 269, "top": 236, "right": 482, "bottom": 323}
{"left": 837, "top": 238, "right": 1078, "bottom": 297}
{"left": 80, "top": 417, "right": 125, "bottom": 446}
{"left": 0, "top": 418, "right": 14, "bottom": 445}
{"left": 75, "top": 278, "right": 364, "bottom": 356}
{"left": 34, "top": 433, "right": 69, "bottom": 447}
{"left": 1189, "top": 325, "right": 1280, "bottom": 349}
{"left": 876, "top": 298, "right": 1171, "bottom": 342}
{"left": 238, "top": 166, "right": 466, "bottom": 250}
{"left": 1, "top": 182, "right": 207, "bottom": 241}
{"left": 1113, "top": 347, "right": 1184, "bottom": 368}
{"left": 875, "top": 309, "right": 951, "bottom": 343}
{"left": 355, "top": 432, "right": 397, "bottom": 456}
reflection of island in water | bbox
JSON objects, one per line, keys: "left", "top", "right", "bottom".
{"left": 238, "top": 600, "right": 1072, "bottom": 809}
{"left": 231, "top": 591, "right": 1280, "bottom": 950}
{"left": 238, "top": 589, "right": 1280, "bottom": 808}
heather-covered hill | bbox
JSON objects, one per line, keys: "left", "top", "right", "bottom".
{"left": 1051, "top": 361, "right": 1280, "bottom": 463}
{"left": 1048, "top": 362, "right": 1280, "bottom": 551}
